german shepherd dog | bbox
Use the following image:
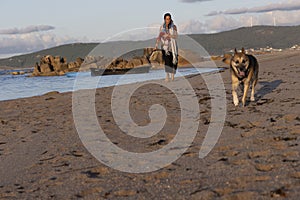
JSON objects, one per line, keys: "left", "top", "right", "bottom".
{"left": 223, "top": 48, "right": 259, "bottom": 107}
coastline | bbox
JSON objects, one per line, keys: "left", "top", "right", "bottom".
{"left": 0, "top": 66, "right": 221, "bottom": 102}
{"left": 0, "top": 50, "right": 299, "bottom": 199}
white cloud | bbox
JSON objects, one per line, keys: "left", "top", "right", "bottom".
{"left": 103, "top": 24, "right": 161, "bottom": 42}
{"left": 0, "top": 32, "right": 86, "bottom": 55}
{"left": 178, "top": 20, "right": 207, "bottom": 34}
{"left": 206, "top": 16, "right": 241, "bottom": 32}
{"left": 0, "top": 25, "right": 55, "bottom": 35}
{"left": 206, "top": 0, "right": 300, "bottom": 16}
{"left": 0, "top": 24, "right": 90, "bottom": 56}
{"left": 172, "top": 10, "right": 300, "bottom": 34}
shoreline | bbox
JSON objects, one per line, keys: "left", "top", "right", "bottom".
{"left": 0, "top": 50, "right": 299, "bottom": 199}
{"left": 0, "top": 66, "right": 222, "bottom": 102}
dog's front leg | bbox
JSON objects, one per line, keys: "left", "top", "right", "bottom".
{"left": 232, "top": 79, "right": 239, "bottom": 106}
{"left": 250, "top": 79, "right": 257, "bottom": 102}
{"left": 242, "top": 80, "right": 250, "bottom": 107}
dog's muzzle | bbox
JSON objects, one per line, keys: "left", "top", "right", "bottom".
{"left": 237, "top": 66, "right": 247, "bottom": 77}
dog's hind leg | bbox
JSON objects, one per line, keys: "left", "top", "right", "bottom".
{"left": 250, "top": 78, "right": 257, "bottom": 102}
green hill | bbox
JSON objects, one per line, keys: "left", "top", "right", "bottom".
{"left": 188, "top": 25, "right": 300, "bottom": 54}
{"left": 0, "top": 43, "right": 98, "bottom": 69}
{"left": 1, "top": 25, "right": 299, "bottom": 69}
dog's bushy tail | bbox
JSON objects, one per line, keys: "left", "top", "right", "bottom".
{"left": 222, "top": 54, "right": 232, "bottom": 65}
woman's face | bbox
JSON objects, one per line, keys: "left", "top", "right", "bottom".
{"left": 165, "top": 16, "right": 171, "bottom": 25}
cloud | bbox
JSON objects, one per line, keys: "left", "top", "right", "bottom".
{"left": 178, "top": 20, "right": 207, "bottom": 34}
{"left": 0, "top": 32, "right": 87, "bottom": 55}
{"left": 177, "top": 10, "right": 300, "bottom": 34}
{"left": 180, "top": 0, "right": 212, "bottom": 2}
{"left": 206, "top": 16, "right": 242, "bottom": 32}
{"left": 207, "top": 0, "right": 300, "bottom": 16}
{"left": 0, "top": 25, "right": 55, "bottom": 35}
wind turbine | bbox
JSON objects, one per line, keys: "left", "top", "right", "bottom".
{"left": 271, "top": 12, "right": 276, "bottom": 26}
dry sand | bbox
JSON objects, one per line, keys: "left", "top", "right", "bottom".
{"left": 0, "top": 50, "right": 299, "bottom": 199}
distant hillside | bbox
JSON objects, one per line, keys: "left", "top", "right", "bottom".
{"left": 1, "top": 25, "right": 299, "bottom": 69}
{"left": 0, "top": 43, "right": 98, "bottom": 69}
{"left": 189, "top": 25, "right": 300, "bottom": 54}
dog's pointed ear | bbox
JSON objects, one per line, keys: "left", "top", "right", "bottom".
{"left": 234, "top": 48, "right": 238, "bottom": 54}
{"left": 241, "top": 47, "right": 245, "bottom": 53}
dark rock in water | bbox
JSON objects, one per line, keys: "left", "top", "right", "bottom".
{"left": 31, "top": 55, "right": 84, "bottom": 76}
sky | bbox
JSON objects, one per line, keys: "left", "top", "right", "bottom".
{"left": 1, "top": 0, "right": 300, "bottom": 57}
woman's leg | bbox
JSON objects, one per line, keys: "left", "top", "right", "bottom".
{"left": 170, "top": 55, "right": 177, "bottom": 81}
{"left": 163, "top": 50, "right": 173, "bottom": 81}
{"left": 171, "top": 73, "right": 174, "bottom": 81}
{"left": 165, "top": 73, "right": 170, "bottom": 82}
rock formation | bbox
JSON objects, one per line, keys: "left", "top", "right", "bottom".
{"left": 32, "top": 55, "right": 84, "bottom": 76}
{"left": 81, "top": 55, "right": 151, "bottom": 70}
{"left": 72, "top": 47, "right": 205, "bottom": 72}
{"left": 144, "top": 47, "right": 204, "bottom": 68}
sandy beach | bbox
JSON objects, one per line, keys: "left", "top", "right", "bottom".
{"left": 0, "top": 50, "right": 299, "bottom": 199}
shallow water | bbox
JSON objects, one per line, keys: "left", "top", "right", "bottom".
{"left": 0, "top": 68, "right": 220, "bottom": 101}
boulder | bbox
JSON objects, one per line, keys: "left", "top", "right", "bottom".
{"left": 144, "top": 47, "right": 155, "bottom": 58}
{"left": 11, "top": 71, "right": 25, "bottom": 75}
{"left": 116, "top": 61, "right": 128, "bottom": 69}
{"left": 83, "top": 63, "right": 98, "bottom": 70}
{"left": 146, "top": 48, "right": 205, "bottom": 67}
{"left": 40, "top": 63, "right": 53, "bottom": 73}
{"left": 140, "top": 57, "right": 150, "bottom": 65}
{"left": 53, "top": 63, "right": 62, "bottom": 71}
{"left": 76, "top": 57, "right": 84, "bottom": 66}
{"left": 111, "top": 57, "right": 124, "bottom": 66}
{"left": 58, "top": 71, "right": 65, "bottom": 76}
{"left": 40, "top": 55, "right": 50, "bottom": 64}
{"left": 42, "top": 71, "right": 58, "bottom": 76}
{"left": 68, "top": 62, "right": 77, "bottom": 69}
{"left": 125, "top": 62, "right": 134, "bottom": 69}
{"left": 60, "top": 63, "right": 69, "bottom": 71}
{"left": 130, "top": 58, "right": 143, "bottom": 67}
{"left": 31, "top": 55, "right": 84, "bottom": 76}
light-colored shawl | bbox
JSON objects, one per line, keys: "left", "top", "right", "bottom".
{"left": 158, "top": 22, "right": 178, "bottom": 65}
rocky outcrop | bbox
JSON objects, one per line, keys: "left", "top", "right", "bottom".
{"left": 11, "top": 71, "right": 25, "bottom": 75}
{"left": 32, "top": 55, "right": 84, "bottom": 76}
{"left": 144, "top": 47, "right": 205, "bottom": 68}
{"left": 80, "top": 55, "right": 151, "bottom": 70}
{"left": 79, "top": 47, "right": 205, "bottom": 71}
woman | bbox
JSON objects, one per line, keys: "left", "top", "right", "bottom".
{"left": 155, "top": 13, "right": 178, "bottom": 82}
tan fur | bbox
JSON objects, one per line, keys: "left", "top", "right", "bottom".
{"left": 223, "top": 48, "right": 259, "bottom": 107}
{"left": 222, "top": 53, "right": 232, "bottom": 65}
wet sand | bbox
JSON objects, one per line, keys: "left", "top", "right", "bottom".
{"left": 0, "top": 50, "right": 299, "bottom": 199}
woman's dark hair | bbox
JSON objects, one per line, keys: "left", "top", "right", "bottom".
{"left": 164, "top": 13, "right": 173, "bottom": 28}
{"left": 164, "top": 13, "right": 172, "bottom": 20}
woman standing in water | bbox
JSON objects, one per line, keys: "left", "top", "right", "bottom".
{"left": 155, "top": 13, "right": 178, "bottom": 82}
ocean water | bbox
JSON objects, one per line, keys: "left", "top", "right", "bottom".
{"left": 0, "top": 67, "right": 221, "bottom": 101}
